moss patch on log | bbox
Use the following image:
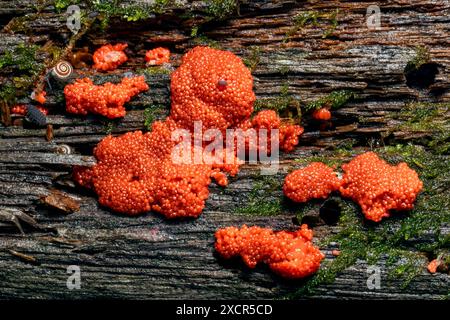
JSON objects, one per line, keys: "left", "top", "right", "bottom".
{"left": 255, "top": 88, "right": 356, "bottom": 122}
{"left": 285, "top": 9, "right": 339, "bottom": 42}
{"left": 205, "top": 0, "right": 239, "bottom": 20}
{"left": 0, "top": 43, "right": 44, "bottom": 103}
{"left": 234, "top": 176, "right": 284, "bottom": 216}
{"left": 405, "top": 46, "right": 431, "bottom": 72}
{"left": 143, "top": 104, "right": 167, "bottom": 131}
{"left": 254, "top": 83, "right": 294, "bottom": 114}
{"left": 304, "top": 90, "right": 357, "bottom": 112}
{"left": 242, "top": 46, "right": 261, "bottom": 72}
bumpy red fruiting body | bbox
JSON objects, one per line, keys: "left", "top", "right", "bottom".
{"left": 64, "top": 76, "right": 149, "bottom": 118}
{"left": 215, "top": 224, "right": 324, "bottom": 279}
{"left": 74, "top": 47, "right": 303, "bottom": 218}
{"left": 340, "top": 152, "right": 423, "bottom": 222}
{"left": 93, "top": 43, "right": 128, "bottom": 71}
{"left": 427, "top": 259, "right": 439, "bottom": 273}
{"left": 10, "top": 105, "right": 27, "bottom": 115}
{"left": 279, "top": 123, "right": 304, "bottom": 152}
{"left": 251, "top": 110, "right": 304, "bottom": 152}
{"left": 312, "top": 108, "right": 331, "bottom": 120}
{"left": 170, "top": 46, "right": 255, "bottom": 131}
{"left": 73, "top": 166, "right": 93, "bottom": 189}
{"left": 10, "top": 105, "right": 48, "bottom": 115}
{"left": 211, "top": 170, "right": 228, "bottom": 187}
{"left": 145, "top": 47, "right": 170, "bottom": 65}
{"left": 238, "top": 110, "right": 304, "bottom": 154}
{"left": 283, "top": 162, "right": 341, "bottom": 203}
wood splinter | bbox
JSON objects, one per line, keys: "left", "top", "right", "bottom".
{"left": 40, "top": 189, "right": 80, "bottom": 214}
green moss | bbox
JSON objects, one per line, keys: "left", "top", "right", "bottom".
{"left": 142, "top": 105, "right": 168, "bottom": 130}
{"left": 190, "top": 25, "right": 199, "bottom": 37}
{"left": 143, "top": 105, "right": 165, "bottom": 131}
{"left": 54, "top": 0, "right": 80, "bottom": 12}
{"left": 285, "top": 9, "right": 339, "bottom": 42}
{"left": 102, "top": 120, "right": 115, "bottom": 134}
{"left": 243, "top": 46, "right": 261, "bottom": 72}
{"left": 322, "top": 9, "right": 339, "bottom": 38}
{"left": 0, "top": 44, "right": 41, "bottom": 74}
{"left": 235, "top": 176, "right": 284, "bottom": 216}
{"left": 289, "top": 11, "right": 319, "bottom": 34}
{"left": 205, "top": 0, "right": 239, "bottom": 20}
{"left": 396, "top": 102, "right": 448, "bottom": 132}
{"left": 88, "top": 0, "right": 171, "bottom": 24}
{"left": 255, "top": 88, "right": 355, "bottom": 122}
{"left": 140, "top": 66, "right": 172, "bottom": 76}
{"left": 0, "top": 83, "right": 17, "bottom": 102}
{"left": 0, "top": 43, "right": 43, "bottom": 104}
{"left": 288, "top": 144, "right": 449, "bottom": 298}
{"left": 405, "top": 46, "right": 431, "bottom": 73}
{"left": 391, "top": 102, "right": 449, "bottom": 154}
{"left": 294, "top": 149, "right": 352, "bottom": 168}
{"left": 305, "top": 90, "right": 356, "bottom": 112}
{"left": 278, "top": 65, "right": 291, "bottom": 76}
{"left": 122, "top": 6, "right": 151, "bottom": 21}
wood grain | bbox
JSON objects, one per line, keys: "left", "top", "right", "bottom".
{"left": 0, "top": 0, "right": 449, "bottom": 299}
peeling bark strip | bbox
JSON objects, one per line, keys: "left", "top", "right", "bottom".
{"left": 40, "top": 189, "right": 80, "bottom": 214}
{"left": 0, "top": 1, "right": 449, "bottom": 299}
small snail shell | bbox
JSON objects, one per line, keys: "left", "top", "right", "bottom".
{"left": 52, "top": 61, "right": 73, "bottom": 79}
{"left": 56, "top": 144, "right": 72, "bottom": 155}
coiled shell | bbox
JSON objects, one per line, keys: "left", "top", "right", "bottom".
{"left": 52, "top": 61, "right": 73, "bottom": 79}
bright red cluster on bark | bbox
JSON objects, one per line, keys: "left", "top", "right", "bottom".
{"left": 312, "top": 108, "right": 331, "bottom": 120}
{"left": 145, "top": 47, "right": 170, "bottom": 65}
{"left": 74, "top": 129, "right": 214, "bottom": 217}
{"left": 74, "top": 47, "right": 303, "bottom": 218}
{"left": 250, "top": 110, "right": 304, "bottom": 152}
{"left": 340, "top": 152, "right": 423, "bottom": 222}
{"left": 64, "top": 76, "right": 149, "bottom": 118}
{"left": 237, "top": 110, "right": 304, "bottom": 154}
{"left": 427, "top": 259, "right": 439, "bottom": 273}
{"left": 10, "top": 105, "right": 48, "bottom": 115}
{"left": 170, "top": 46, "right": 255, "bottom": 131}
{"left": 93, "top": 43, "right": 128, "bottom": 71}
{"left": 282, "top": 152, "right": 422, "bottom": 222}
{"left": 215, "top": 224, "right": 324, "bottom": 279}
{"left": 283, "top": 162, "right": 341, "bottom": 203}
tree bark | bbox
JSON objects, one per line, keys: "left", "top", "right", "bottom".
{"left": 0, "top": 0, "right": 448, "bottom": 299}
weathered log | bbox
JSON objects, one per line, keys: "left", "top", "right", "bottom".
{"left": 0, "top": 0, "right": 449, "bottom": 300}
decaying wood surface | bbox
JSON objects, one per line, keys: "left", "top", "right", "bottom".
{"left": 0, "top": 0, "right": 449, "bottom": 299}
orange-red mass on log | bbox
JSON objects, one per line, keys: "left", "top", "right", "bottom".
{"left": 74, "top": 47, "right": 304, "bottom": 218}
{"left": 64, "top": 76, "right": 149, "bottom": 119}
{"left": 11, "top": 104, "right": 48, "bottom": 115}
{"left": 93, "top": 43, "right": 128, "bottom": 71}
{"left": 312, "top": 108, "right": 331, "bottom": 120}
{"left": 340, "top": 152, "right": 423, "bottom": 222}
{"left": 215, "top": 224, "right": 324, "bottom": 278}
{"left": 145, "top": 47, "right": 170, "bottom": 65}
{"left": 283, "top": 162, "right": 341, "bottom": 203}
